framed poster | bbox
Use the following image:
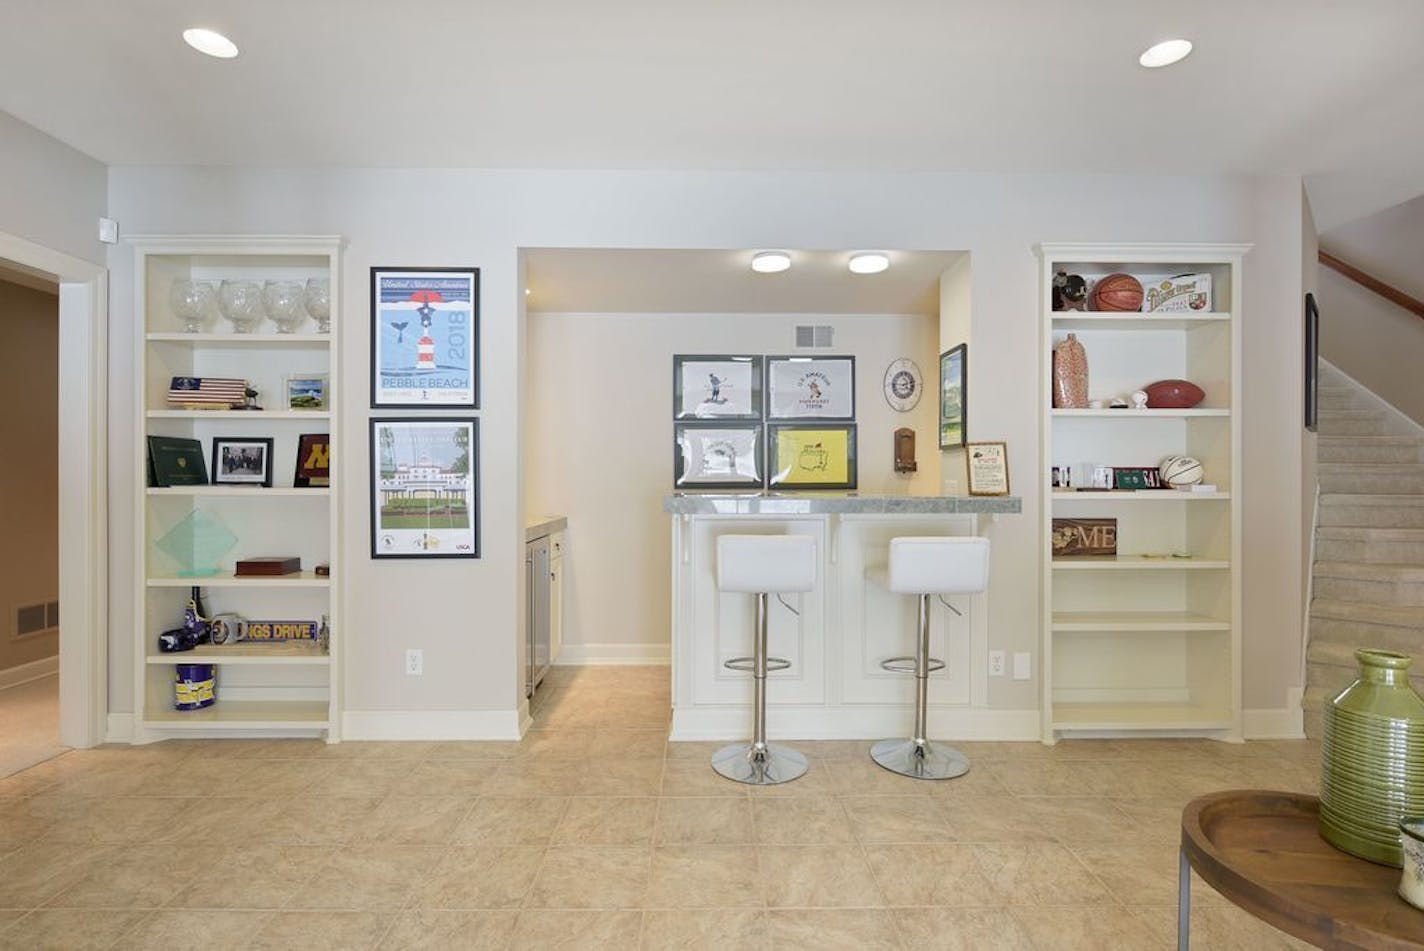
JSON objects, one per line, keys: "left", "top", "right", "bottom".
{"left": 766, "top": 356, "right": 855, "bottom": 420}
{"left": 673, "top": 355, "right": 762, "bottom": 419}
{"left": 371, "top": 267, "right": 479, "bottom": 408}
{"left": 965, "top": 441, "right": 1009, "bottom": 496}
{"left": 211, "top": 437, "right": 274, "bottom": 487}
{"left": 939, "top": 343, "right": 966, "bottom": 449}
{"left": 768, "top": 424, "right": 857, "bottom": 490}
{"left": 370, "top": 417, "right": 479, "bottom": 558}
{"left": 674, "top": 422, "right": 764, "bottom": 489}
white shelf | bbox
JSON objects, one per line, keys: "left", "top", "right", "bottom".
{"left": 142, "top": 699, "right": 330, "bottom": 730}
{"left": 1050, "top": 313, "right": 1230, "bottom": 331}
{"left": 1052, "top": 556, "right": 1230, "bottom": 571}
{"left": 1051, "top": 611, "right": 1230, "bottom": 632}
{"left": 1050, "top": 408, "right": 1230, "bottom": 418}
{"left": 147, "top": 486, "right": 330, "bottom": 498}
{"left": 1050, "top": 701, "right": 1234, "bottom": 731}
{"left": 146, "top": 642, "right": 330, "bottom": 665}
{"left": 1052, "top": 490, "right": 1231, "bottom": 502}
{"left": 147, "top": 409, "right": 331, "bottom": 420}
{"left": 146, "top": 571, "right": 330, "bottom": 588}
{"left": 147, "top": 333, "right": 331, "bottom": 346}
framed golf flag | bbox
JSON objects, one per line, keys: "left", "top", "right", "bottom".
{"left": 370, "top": 267, "right": 479, "bottom": 408}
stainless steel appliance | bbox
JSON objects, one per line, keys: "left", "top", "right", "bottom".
{"left": 526, "top": 535, "right": 552, "bottom": 697}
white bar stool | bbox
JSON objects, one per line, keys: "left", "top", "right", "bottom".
{"left": 711, "top": 534, "right": 817, "bottom": 785}
{"left": 871, "top": 536, "right": 989, "bottom": 780}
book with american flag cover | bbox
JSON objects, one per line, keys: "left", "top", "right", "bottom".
{"left": 167, "top": 376, "right": 249, "bottom": 409}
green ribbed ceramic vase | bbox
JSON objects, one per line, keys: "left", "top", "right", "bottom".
{"left": 1319, "top": 649, "right": 1424, "bottom": 867}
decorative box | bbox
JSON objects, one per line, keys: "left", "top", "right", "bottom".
{"left": 1144, "top": 273, "right": 1212, "bottom": 313}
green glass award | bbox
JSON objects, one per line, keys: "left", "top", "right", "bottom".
{"left": 154, "top": 509, "right": 238, "bottom": 577}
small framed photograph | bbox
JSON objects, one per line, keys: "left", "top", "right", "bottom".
{"left": 766, "top": 356, "right": 855, "bottom": 420}
{"left": 767, "top": 424, "right": 857, "bottom": 490}
{"left": 211, "top": 437, "right": 274, "bottom": 487}
{"left": 285, "top": 374, "right": 329, "bottom": 411}
{"left": 939, "top": 343, "right": 966, "bottom": 449}
{"left": 371, "top": 417, "right": 478, "bottom": 558}
{"left": 965, "top": 441, "right": 1009, "bottom": 496}
{"left": 674, "top": 355, "right": 762, "bottom": 419}
{"left": 371, "top": 267, "right": 479, "bottom": 408}
{"left": 294, "top": 433, "right": 331, "bottom": 488}
{"left": 674, "top": 422, "right": 764, "bottom": 489}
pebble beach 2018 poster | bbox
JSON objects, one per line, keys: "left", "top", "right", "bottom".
{"left": 372, "top": 268, "right": 479, "bottom": 407}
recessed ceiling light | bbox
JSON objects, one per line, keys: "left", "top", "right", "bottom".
{"left": 183, "top": 28, "right": 239, "bottom": 59}
{"left": 848, "top": 252, "right": 889, "bottom": 275}
{"left": 751, "top": 251, "right": 791, "bottom": 274}
{"left": 1139, "top": 39, "right": 1192, "bottom": 68}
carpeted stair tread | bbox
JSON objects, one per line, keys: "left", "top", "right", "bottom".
{"left": 1309, "top": 598, "right": 1424, "bottom": 629}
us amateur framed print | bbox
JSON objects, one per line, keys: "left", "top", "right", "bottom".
{"left": 965, "top": 440, "right": 1009, "bottom": 496}
{"left": 767, "top": 424, "right": 858, "bottom": 490}
{"left": 939, "top": 343, "right": 966, "bottom": 449}
{"left": 766, "top": 356, "right": 855, "bottom": 420}
{"left": 371, "top": 267, "right": 479, "bottom": 408}
{"left": 674, "top": 422, "right": 764, "bottom": 489}
{"left": 673, "top": 355, "right": 762, "bottom": 419}
{"left": 370, "top": 417, "right": 479, "bottom": 558}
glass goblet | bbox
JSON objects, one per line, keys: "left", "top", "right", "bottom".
{"left": 263, "top": 280, "right": 307, "bottom": 334}
{"left": 304, "top": 278, "right": 331, "bottom": 334}
{"left": 169, "top": 279, "right": 216, "bottom": 333}
{"left": 219, "top": 280, "right": 265, "bottom": 334}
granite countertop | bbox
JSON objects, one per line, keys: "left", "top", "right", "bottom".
{"left": 662, "top": 493, "right": 1022, "bottom": 515}
{"left": 525, "top": 514, "right": 567, "bottom": 541}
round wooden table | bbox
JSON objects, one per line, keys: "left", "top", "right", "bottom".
{"left": 1179, "top": 790, "right": 1424, "bottom": 950}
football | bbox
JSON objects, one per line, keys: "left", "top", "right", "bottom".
{"left": 1143, "top": 379, "right": 1205, "bottom": 409}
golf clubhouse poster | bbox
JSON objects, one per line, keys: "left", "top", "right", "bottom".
{"left": 371, "top": 267, "right": 479, "bottom": 407}
{"left": 370, "top": 417, "right": 479, "bottom": 558}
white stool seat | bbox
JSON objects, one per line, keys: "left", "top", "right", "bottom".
{"left": 718, "top": 535, "right": 816, "bottom": 593}
{"left": 887, "top": 537, "right": 990, "bottom": 595}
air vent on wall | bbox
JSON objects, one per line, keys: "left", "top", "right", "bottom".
{"left": 15, "top": 600, "right": 58, "bottom": 638}
{"left": 795, "top": 325, "right": 834, "bottom": 349}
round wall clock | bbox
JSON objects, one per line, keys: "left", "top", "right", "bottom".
{"left": 882, "top": 358, "right": 923, "bottom": 412}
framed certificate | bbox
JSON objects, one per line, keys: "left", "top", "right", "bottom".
{"left": 673, "top": 355, "right": 762, "bottom": 419}
{"left": 767, "top": 424, "right": 857, "bottom": 490}
{"left": 766, "top": 356, "right": 855, "bottom": 420}
{"left": 371, "top": 267, "right": 479, "bottom": 408}
{"left": 965, "top": 441, "right": 1009, "bottom": 496}
{"left": 674, "top": 422, "right": 764, "bottom": 489}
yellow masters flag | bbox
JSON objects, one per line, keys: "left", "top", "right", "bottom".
{"left": 775, "top": 428, "right": 850, "bottom": 485}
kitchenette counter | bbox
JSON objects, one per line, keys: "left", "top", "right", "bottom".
{"left": 525, "top": 514, "right": 567, "bottom": 542}
{"left": 663, "top": 492, "right": 1021, "bottom": 516}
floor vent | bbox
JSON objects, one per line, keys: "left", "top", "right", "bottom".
{"left": 794, "top": 325, "right": 834, "bottom": 349}
{"left": 15, "top": 600, "right": 58, "bottom": 638}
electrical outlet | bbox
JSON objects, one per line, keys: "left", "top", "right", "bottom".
{"left": 988, "top": 650, "right": 1006, "bottom": 677}
{"left": 405, "top": 649, "right": 423, "bottom": 676}
{"left": 1013, "top": 652, "right": 1031, "bottom": 681}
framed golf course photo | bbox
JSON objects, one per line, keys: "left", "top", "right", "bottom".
{"left": 370, "top": 417, "right": 479, "bottom": 559}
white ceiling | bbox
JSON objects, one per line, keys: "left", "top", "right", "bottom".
{"left": 2, "top": 1, "right": 1422, "bottom": 227}
{"left": 524, "top": 249, "right": 961, "bottom": 315}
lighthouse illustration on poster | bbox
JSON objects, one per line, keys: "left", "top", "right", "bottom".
{"left": 371, "top": 268, "right": 480, "bottom": 407}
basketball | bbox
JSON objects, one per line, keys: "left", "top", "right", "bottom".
{"left": 1090, "top": 273, "right": 1145, "bottom": 312}
{"left": 1159, "top": 455, "right": 1204, "bottom": 487}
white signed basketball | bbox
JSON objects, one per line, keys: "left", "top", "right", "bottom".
{"left": 1159, "top": 455, "right": 1203, "bottom": 487}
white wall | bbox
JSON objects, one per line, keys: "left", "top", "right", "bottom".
{"left": 105, "top": 167, "right": 1308, "bottom": 726}
{"left": 525, "top": 311, "right": 941, "bottom": 660}
{"left": 1301, "top": 189, "right": 1319, "bottom": 667}
{"left": 1317, "top": 268, "right": 1424, "bottom": 427}
{"left": 937, "top": 256, "right": 973, "bottom": 493}
{"left": 0, "top": 111, "right": 107, "bottom": 266}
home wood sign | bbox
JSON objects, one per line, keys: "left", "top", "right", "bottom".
{"left": 1051, "top": 518, "right": 1118, "bottom": 557}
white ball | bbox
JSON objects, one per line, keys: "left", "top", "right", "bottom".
{"left": 1159, "top": 455, "right": 1203, "bottom": 487}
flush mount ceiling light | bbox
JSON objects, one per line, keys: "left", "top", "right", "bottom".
{"left": 848, "top": 252, "right": 890, "bottom": 275}
{"left": 750, "top": 251, "right": 792, "bottom": 274}
{"left": 1138, "top": 38, "right": 1192, "bottom": 68}
{"left": 182, "top": 28, "right": 239, "bottom": 59}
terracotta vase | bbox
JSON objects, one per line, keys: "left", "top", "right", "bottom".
{"left": 1052, "top": 333, "right": 1088, "bottom": 408}
{"left": 1319, "top": 649, "right": 1424, "bottom": 867}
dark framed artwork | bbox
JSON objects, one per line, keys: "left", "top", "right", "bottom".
{"left": 767, "top": 423, "right": 858, "bottom": 490}
{"left": 674, "top": 422, "right": 765, "bottom": 489}
{"left": 211, "top": 437, "right": 274, "bottom": 487}
{"left": 673, "top": 355, "right": 763, "bottom": 419}
{"left": 939, "top": 343, "right": 967, "bottom": 449}
{"left": 370, "top": 417, "right": 479, "bottom": 558}
{"left": 371, "top": 267, "right": 480, "bottom": 408}
{"left": 293, "top": 433, "right": 331, "bottom": 488}
{"left": 1304, "top": 292, "right": 1319, "bottom": 432}
{"left": 765, "top": 356, "right": 855, "bottom": 420}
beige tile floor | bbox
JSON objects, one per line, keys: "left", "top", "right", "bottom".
{"left": 0, "top": 665, "right": 1319, "bottom": 949}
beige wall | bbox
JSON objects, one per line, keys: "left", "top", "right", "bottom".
{"left": 1317, "top": 268, "right": 1424, "bottom": 426}
{"left": 0, "top": 279, "right": 58, "bottom": 671}
{"left": 1301, "top": 190, "right": 1319, "bottom": 688}
{"left": 525, "top": 311, "right": 941, "bottom": 659}
{"left": 0, "top": 111, "right": 107, "bottom": 266}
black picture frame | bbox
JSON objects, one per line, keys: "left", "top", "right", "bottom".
{"left": 673, "top": 355, "right": 763, "bottom": 419}
{"left": 370, "top": 267, "right": 480, "bottom": 409}
{"left": 767, "top": 423, "right": 858, "bottom": 490}
{"left": 765, "top": 355, "right": 856, "bottom": 420}
{"left": 939, "top": 343, "right": 967, "bottom": 449}
{"left": 370, "top": 417, "right": 480, "bottom": 559}
{"left": 293, "top": 433, "right": 330, "bottom": 488}
{"left": 673, "top": 421, "right": 765, "bottom": 490}
{"left": 211, "top": 437, "right": 274, "bottom": 487}
{"left": 1305, "top": 292, "right": 1320, "bottom": 432}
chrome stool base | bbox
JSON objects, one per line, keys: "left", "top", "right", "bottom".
{"left": 711, "top": 742, "right": 809, "bottom": 785}
{"left": 870, "top": 737, "right": 970, "bottom": 781}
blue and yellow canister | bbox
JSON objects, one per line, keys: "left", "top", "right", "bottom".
{"left": 174, "top": 664, "right": 216, "bottom": 710}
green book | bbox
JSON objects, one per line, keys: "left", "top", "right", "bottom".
{"left": 147, "top": 436, "right": 209, "bottom": 487}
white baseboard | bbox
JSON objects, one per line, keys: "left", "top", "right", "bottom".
{"left": 342, "top": 709, "right": 523, "bottom": 741}
{"left": 0, "top": 655, "right": 58, "bottom": 691}
{"left": 670, "top": 705, "right": 1041, "bottom": 742}
{"left": 555, "top": 643, "right": 671, "bottom": 666}
{"left": 1243, "top": 688, "right": 1306, "bottom": 739}
{"left": 105, "top": 712, "right": 134, "bottom": 744}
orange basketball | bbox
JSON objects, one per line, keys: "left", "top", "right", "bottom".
{"left": 1090, "top": 273, "right": 1145, "bottom": 312}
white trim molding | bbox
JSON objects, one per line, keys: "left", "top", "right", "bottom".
{"left": 555, "top": 643, "right": 672, "bottom": 666}
{"left": 342, "top": 709, "right": 524, "bottom": 741}
{"left": 105, "top": 713, "right": 135, "bottom": 744}
{"left": 1243, "top": 688, "right": 1306, "bottom": 740}
{"left": 0, "top": 655, "right": 58, "bottom": 691}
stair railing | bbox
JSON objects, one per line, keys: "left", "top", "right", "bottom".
{"left": 1319, "top": 250, "right": 1424, "bottom": 320}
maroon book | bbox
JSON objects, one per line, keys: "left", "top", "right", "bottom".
{"left": 235, "top": 556, "right": 302, "bottom": 576}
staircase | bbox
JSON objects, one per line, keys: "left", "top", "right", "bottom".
{"left": 1303, "top": 364, "right": 1424, "bottom": 737}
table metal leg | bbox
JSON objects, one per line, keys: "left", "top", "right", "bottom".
{"left": 1178, "top": 846, "right": 1191, "bottom": 950}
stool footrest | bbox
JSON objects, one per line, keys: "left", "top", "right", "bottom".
{"left": 724, "top": 656, "right": 792, "bottom": 673}
{"left": 879, "top": 655, "right": 946, "bottom": 674}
